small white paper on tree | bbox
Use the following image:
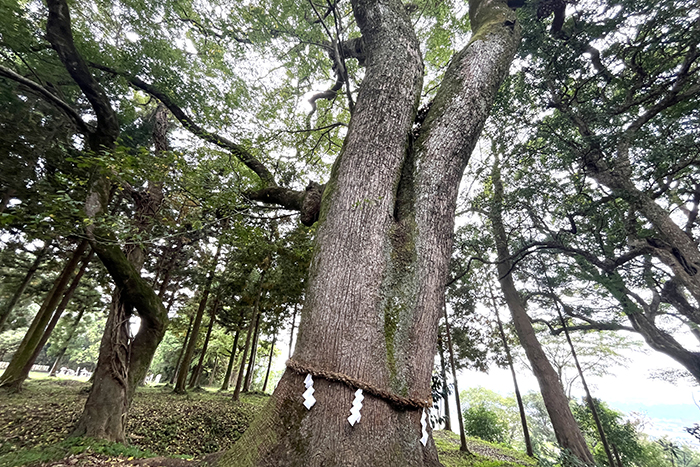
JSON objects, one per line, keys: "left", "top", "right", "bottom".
{"left": 420, "top": 409, "right": 428, "bottom": 446}
{"left": 347, "top": 389, "right": 364, "bottom": 426}
{"left": 302, "top": 374, "right": 316, "bottom": 409}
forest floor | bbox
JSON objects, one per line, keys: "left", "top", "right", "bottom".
{"left": 0, "top": 377, "right": 536, "bottom": 467}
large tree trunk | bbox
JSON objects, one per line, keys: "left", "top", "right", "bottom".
{"left": 218, "top": 0, "right": 519, "bottom": 465}
{"left": 0, "top": 240, "right": 88, "bottom": 389}
{"left": 489, "top": 158, "right": 594, "bottom": 465}
{"left": 35, "top": 0, "right": 169, "bottom": 442}
{"left": 0, "top": 239, "right": 53, "bottom": 332}
{"left": 288, "top": 303, "right": 298, "bottom": 359}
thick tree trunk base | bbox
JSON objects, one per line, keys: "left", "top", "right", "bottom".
{"left": 218, "top": 371, "right": 442, "bottom": 467}
{"left": 71, "top": 366, "right": 127, "bottom": 442}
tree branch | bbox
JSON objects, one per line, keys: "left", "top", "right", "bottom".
{"left": 0, "top": 64, "right": 93, "bottom": 134}
{"left": 46, "top": 0, "right": 119, "bottom": 148}
{"left": 89, "top": 62, "right": 277, "bottom": 188}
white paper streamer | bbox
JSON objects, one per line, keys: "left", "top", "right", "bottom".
{"left": 347, "top": 389, "right": 364, "bottom": 426}
{"left": 420, "top": 408, "right": 428, "bottom": 446}
{"left": 303, "top": 374, "right": 316, "bottom": 409}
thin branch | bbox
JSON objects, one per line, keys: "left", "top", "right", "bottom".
{"left": 0, "top": 64, "right": 93, "bottom": 134}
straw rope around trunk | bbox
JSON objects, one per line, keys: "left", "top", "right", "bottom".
{"left": 286, "top": 359, "right": 432, "bottom": 410}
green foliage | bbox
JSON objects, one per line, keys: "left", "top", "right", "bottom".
{"left": 463, "top": 405, "right": 510, "bottom": 445}
{"left": 0, "top": 327, "right": 27, "bottom": 360}
{"left": 571, "top": 398, "right": 643, "bottom": 466}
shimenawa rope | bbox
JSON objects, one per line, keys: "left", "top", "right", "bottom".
{"left": 286, "top": 359, "right": 432, "bottom": 410}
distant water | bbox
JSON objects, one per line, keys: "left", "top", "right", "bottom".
{"left": 610, "top": 401, "right": 700, "bottom": 448}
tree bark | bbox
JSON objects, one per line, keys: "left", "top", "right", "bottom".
{"left": 233, "top": 270, "right": 266, "bottom": 401}
{"left": 556, "top": 306, "right": 615, "bottom": 467}
{"left": 46, "top": 0, "right": 169, "bottom": 442}
{"left": 489, "top": 157, "right": 594, "bottom": 465}
{"left": 243, "top": 312, "right": 262, "bottom": 392}
{"left": 0, "top": 240, "right": 88, "bottom": 389}
{"left": 0, "top": 239, "right": 53, "bottom": 332}
{"left": 170, "top": 315, "right": 194, "bottom": 385}
{"left": 219, "top": 0, "right": 519, "bottom": 464}
{"left": 288, "top": 303, "right": 297, "bottom": 359}
{"left": 175, "top": 243, "right": 222, "bottom": 393}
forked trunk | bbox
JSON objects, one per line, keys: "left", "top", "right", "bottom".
{"left": 218, "top": 1, "right": 519, "bottom": 465}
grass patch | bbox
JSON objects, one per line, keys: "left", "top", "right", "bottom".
{"left": 0, "top": 437, "right": 156, "bottom": 467}
{"left": 433, "top": 430, "right": 537, "bottom": 467}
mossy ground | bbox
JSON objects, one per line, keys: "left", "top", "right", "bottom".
{"left": 1, "top": 376, "right": 535, "bottom": 467}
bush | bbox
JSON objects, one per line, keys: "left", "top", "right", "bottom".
{"left": 462, "top": 405, "right": 509, "bottom": 444}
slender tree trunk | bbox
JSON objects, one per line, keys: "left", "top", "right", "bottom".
{"left": 0, "top": 239, "right": 53, "bottom": 332}
{"left": 170, "top": 315, "right": 194, "bottom": 385}
{"left": 492, "top": 292, "right": 533, "bottom": 457}
{"left": 221, "top": 326, "right": 241, "bottom": 391}
{"left": 233, "top": 272, "right": 265, "bottom": 402}
{"left": 5, "top": 250, "right": 93, "bottom": 390}
{"left": 0, "top": 240, "right": 88, "bottom": 389}
{"left": 556, "top": 305, "right": 615, "bottom": 467}
{"left": 243, "top": 312, "right": 262, "bottom": 392}
{"left": 262, "top": 328, "right": 277, "bottom": 393}
{"left": 233, "top": 310, "right": 258, "bottom": 401}
{"left": 489, "top": 156, "right": 594, "bottom": 465}
{"left": 437, "top": 332, "right": 452, "bottom": 431}
{"left": 175, "top": 242, "right": 221, "bottom": 393}
{"left": 190, "top": 295, "right": 220, "bottom": 389}
{"left": 49, "top": 306, "right": 88, "bottom": 376}
{"left": 444, "top": 304, "right": 469, "bottom": 452}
